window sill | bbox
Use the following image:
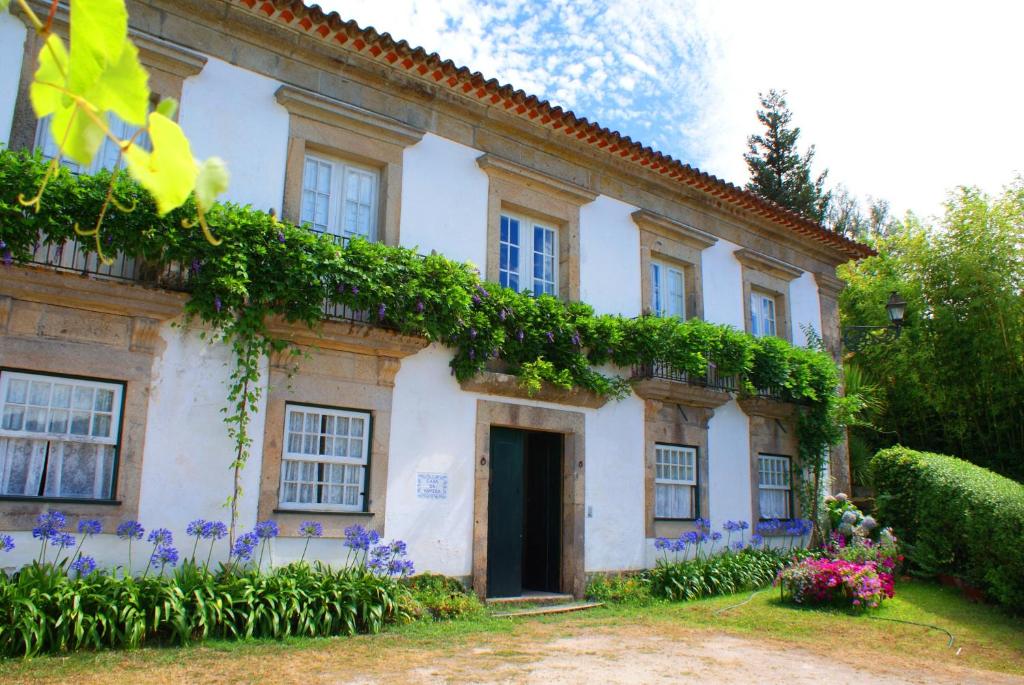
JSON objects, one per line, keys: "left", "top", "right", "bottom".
{"left": 653, "top": 517, "right": 697, "bottom": 522}
{"left": 273, "top": 508, "right": 374, "bottom": 517}
{"left": 0, "top": 496, "right": 122, "bottom": 506}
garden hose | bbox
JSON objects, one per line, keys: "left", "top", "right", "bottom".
{"left": 865, "top": 616, "right": 955, "bottom": 648}
{"left": 713, "top": 593, "right": 956, "bottom": 650}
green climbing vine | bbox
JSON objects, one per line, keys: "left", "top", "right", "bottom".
{"left": 0, "top": 149, "right": 851, "bottom": 533}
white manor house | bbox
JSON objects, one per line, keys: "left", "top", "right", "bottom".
{"left": 0, "top": 0, "right": 870, "bottom": 598}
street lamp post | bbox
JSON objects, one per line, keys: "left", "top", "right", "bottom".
{"left": 842, "top": 291, "right": 907, "bottom": 352}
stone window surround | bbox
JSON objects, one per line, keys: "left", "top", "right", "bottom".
{"left": 276, "top": 85, "right": 424, "bottom": 248}
{"left": 477, "top": 154, "right": 597, "bottom": 302}
{"left": 633, "top": 210, "right": 717, "bottom": 321}
{"left": 737, "top": 397, "right": 801, "bottom": 525}
{"left": 472, "top": 399, "right": 586, "bottom": 599}
{"left": 643, "top": 399, "right": 712, "bottom": 539}
{"left": 255, "top": 323, "right": 428, "bottom": 539}
{"left": 0, "top": 268, "right": 187, "bottom": 533}
{"left": 7, "top": 7, "right": 207, "bottom": 152}
{"left": 735, "top": 248, "right": 803, "bottom": 343}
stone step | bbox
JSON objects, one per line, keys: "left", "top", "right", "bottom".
{"left": 491, "top": 602, "right": 604, "bottom": 618}
{"left": 486, "top": 593, "right": 575, "bottom": 606}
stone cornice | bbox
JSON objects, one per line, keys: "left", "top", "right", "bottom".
{"left": 630, "top": 378, "right": 732, "bottom": 409}
{"left": 815, "top": 272, "right": 846, "bottom": 299}
{"left": 737, "top": 396, "right": 799, "bottom": 420}
{"left": 734, "top": 249, "right": 803, "bottom": 282}
{"left": 275, "top": 85, "right": 425, "bottom": 148}
{"left": 1, "top": 265, "right": 189, "bottom": 321}
{"left": 17, "top": 2, "right": 207, "bottom": 79}
{"left": 460, "top": 371, "right": 608, "bottom": 408}
{"left": 631, "top": 210, "right": 717, "bottom": 250}
{"left": 476, "top": 154, "right": 598, "bottom": 206}
{"left": 265, "top": 316, "right": 429, "bottom": 359}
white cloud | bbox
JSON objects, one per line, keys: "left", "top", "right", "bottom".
{"left": 318, "top": 0, "right": 1024, "bottom": 219}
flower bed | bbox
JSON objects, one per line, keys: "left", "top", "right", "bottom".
{"left": 0, "top": 514, "right": 416, "bottom": 657}
{"left": 777, "top": 558, "right": 895, "bottom": 609}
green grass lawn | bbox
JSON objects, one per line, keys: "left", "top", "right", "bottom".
{"left": 3, "top": 580, "right": 1022, "bottom": 683}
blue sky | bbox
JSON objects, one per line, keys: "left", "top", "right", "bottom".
{"left": 322, "top": 0, "right": 1023, "bottom": 220}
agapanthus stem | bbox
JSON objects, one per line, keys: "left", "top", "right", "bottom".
{"left": 206, "top": 539, "right": 215, "bottom": 571}
{"left": 300, "top": 537, "right": 310, "bottom": 563}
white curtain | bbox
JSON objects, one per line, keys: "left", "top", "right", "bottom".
{"left": 656, "top": 482, "right": 693, "bottom": 518}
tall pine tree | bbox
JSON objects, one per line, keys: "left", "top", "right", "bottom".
{"left": 745, "top": 90, "right": 831, "bottom": 223}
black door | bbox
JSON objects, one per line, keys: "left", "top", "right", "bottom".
{"left": 523, "top": 431, "right": 562, "bottom": 592}
{"left": 487, "top": 427, "right": 562, "bottom": 598}
{"left": 487, "top": 427, "right": 524, "bottom": 598}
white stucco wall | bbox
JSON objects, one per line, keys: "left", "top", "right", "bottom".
{"left": 178, "top": 57, "right": 289, "bottom": 214}
{"left": 789, "top": 271, "right": 823, "bottom": 346}
{"left": 386, "top": 344, "right": 478, "bottom": 576}
{"left": 583, "top": 391, "right": 646, "bottom": 571}
{"left": 400, "top": 133, "right": 489, "bottom": 268}
{"left": 0, "top": 12, "right": 27, "bottom": 148}
{"left": 579, "top": 195, "right": 642, "bottom": 316}
{"left": 135, "top": 325, "right": 268, "bottom": 564}
{"left": 701, "top": 237, "right": 745, "bottom": 329}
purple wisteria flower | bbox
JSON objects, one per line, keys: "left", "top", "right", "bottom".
{"left": 116, "top": 520, "right": 145, "bottom": 540}
{"left": 415, "top": 300, "right": 425, "bottom": 313}
{"left": 299, "top": 521, "right": 323, "bottom": 538}
{"left": 277, "top": 231, "right": 286, "bottom": 243}
{"left": 516, "top": 329, "right": 524, "bottom": 342}
{"left": 471, "top": 294, "right": 481, "bottom": 305}
{"left": 546, "top": 331, "right": 555, "bottom": 343}
{"left": 1, "top": 250, "right": 11, "bottom": 266}
{"left": 351, "top": 285, "right": 359, "bottom": 294}
{"left": 147, "top": 528, "right": 173, "bottom": 547}
{"left": 202, "top": 521, "right": 228, "bottom": 540}
{"left": 571, "top": 331, "right": 581, "bottom": 346}
{"left": 33, "top": 511, "right": 67, "bottom": 541}
{"left": 231, "top": 532, "right": 259, "bottom": 561}
{"left": 71, "top": 555, "right": 97, "bottom": 576}
{"left": 499, "top": 308, "right": 507, "bottom": 321}
{"left": 214, "top": 295, "right": 222, "bottom": 313}
{"left": 377, "top": 303, "right": 386, "bottom": 319}
{"left": 476, "top": 284, "right": 490, "bottom": 299}
{"left": 186, "top": 519, "right": 207, "bottom": 538}
{"left": 77, "top": 519, "right": 102, "bottom": 536}
{"left": 254, "top": 520, "right": 279, "bottom": 539}
{"left": 0, "top": 534, "right": 14, "bottom": 552}
{"left": 190, "top": 258, "right": 202, "bottom": 274}
{"left": 469, "top": 327, "right": 477, "bottom": 339}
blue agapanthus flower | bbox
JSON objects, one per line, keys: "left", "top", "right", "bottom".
{"left": 77, "top": 519, "right": 102, "bottom": 536}
{"left": 670, "top": 538, "right": 687, "bottom": 553}
{"left": 186, "top": 519, "right": 207, "bottom": 537}
{"left": 116, "top": 520, "right": 145, "bottom": 540}
{"left": 254, "top": 520, "right": 279, "bottom": 539}
{"left": 343, "top": 524, "right": 379, "bottom": 551}
{"left": 654, "top": 537, "right": 671, "bottom": 551}
{"left": 232, "top": 532, "right": 259, "bottom": 561}
{"left": 0, "top": 534, "right": 14, "bottom": 552}
{"left": 711, "top": 531, "right": 723, "bottom": 542}
{"left": 33, "top": 511, "right": 67, "bottom": 541}
{"left": 732, "top": 541, "right": 745, "bottom": 551}
{"left": 390, "top": 540, "right": 407, "bottom": 556}
{"left": 739, "top": 521, "right": 750, "bottom": 530}
{"left": 151, "top": 545, "right": 179, "bottom": 568}
{"left": 50, "top": 532, "right": 75, "bottom": 549}
{"left": 148, "top": 528, "right": 173, "bottom": 546}
{"left": 71, "top": 555, "right": 97, "bottom": 575}
{"left": 298, "top": 521, "right": 323, "bottom": 538}
{"left": 723, "top": 520, "right": 740, "bottom": 532}
{"left": 682, "top": 531, "right": 700, "bottom": 545}
{"left": 693, "top": 518, "right": 711, "bottom": 532}
{"left": 202, "top": 521, "right": 228, "bottom": 540}
{"left": 750, "top": 534, "right": 764, "bottom": 547}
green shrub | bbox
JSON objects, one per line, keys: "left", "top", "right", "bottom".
{"left": 401, "top": 573, "right": 483, "bottom": 621}
{"left": 584, "top": 573, "right": 653, "bottom": 604}
{"left": 0, "top": 561, "right": 410, "bottom": 657}
{"left": 647, "top": 549, "right": 795, "bottom": 601}
{"left": 871, "top": 446, "right": 1024, "bottom": 612}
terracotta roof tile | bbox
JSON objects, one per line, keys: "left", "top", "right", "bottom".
{"left": 236, "top": 0, "right": 874, "bottom": 260}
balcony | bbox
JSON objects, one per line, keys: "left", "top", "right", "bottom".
{"left": 630, "top": 360, "right": 739, "bottom": 393}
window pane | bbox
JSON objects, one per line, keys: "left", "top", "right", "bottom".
{"left": 667, "top": 268, "right": 685, "bottom": 318}
{"left": 500, "top": 215, "right": 521, "bottom": 290}
{"left": 44, "top": 442, "right": 113, "bottom": 499}
{"left": 0, "top": 438, "right": 46, "bottom": 496}
{"left": 651, "top": 263, "right": 662, "bottom": 314}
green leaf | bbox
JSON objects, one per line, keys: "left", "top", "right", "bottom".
{"left": 124, "top": 112, "right": 197, "bottom": 214}
{"left": 195, "top": 157, "right": 230, "bottom": 212}
{"left": 155, "top": 97, "right": 178, "bottom": 120}
{"left": 68, "top": 0, "right": 129, "bottom": 98}
{"left": 86, "top": 40, "right": 149, "bottom": 126}
{"left": 30, "top": 34, "right": 69, "bottom": 118}
{"left": 0, "top": 0, "right": 10, "bottom": 12}
{"left": 49, "top": 103, "right": 105, "bottom": 166}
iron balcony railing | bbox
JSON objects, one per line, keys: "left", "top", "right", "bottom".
{"left": 631, "top": 360, "right": 739, "bottom": 393}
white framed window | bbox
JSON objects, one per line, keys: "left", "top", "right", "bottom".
{"left": 35, "top": 113, "right": 148, "bottom": 176}
{"left": 758, "top": 454, "right": 792, "bottom": 519}
{"left": 651, "top": 261, "right": 685, "bottom": 318}
{"left": 0, "top": 371, "right": 122, "bottom": 500}
{"left": 279, "top": 404, "right": 371, "bottom": 512}
{"left": 300, "top": 153, "right": 379, "bottom": 241}
{"left": 499, "top": 212, "right": 558, "bottom": 297}
{"left": 750, "top": 290, "right": 778, "bottom": 338}
{"left": 654, "top": 443, "right": 698, "bottom": 519}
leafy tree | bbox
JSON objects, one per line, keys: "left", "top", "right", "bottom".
{"left": 840, "top": 178, "right": 1024, "bottom": 481}
{"left": 745, "top": 89, "right": 830, "bottom": 223}
{"left": 826, "top": 185, "right": 896, "bottom": 240}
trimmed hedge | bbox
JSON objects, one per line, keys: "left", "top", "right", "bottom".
{"left": 871, "top": 446, "right": 1024, "bottom": 612}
